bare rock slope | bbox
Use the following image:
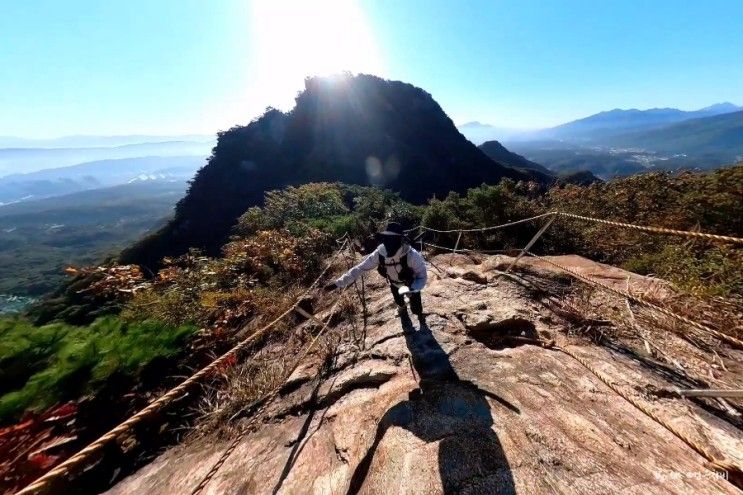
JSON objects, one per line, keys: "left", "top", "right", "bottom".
{"left": 108, "top": 254, "right": 742, "bottom": 494}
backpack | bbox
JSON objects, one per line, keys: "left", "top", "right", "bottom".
{"left": 377, "top": 251, "right": 414, "bottom": 285}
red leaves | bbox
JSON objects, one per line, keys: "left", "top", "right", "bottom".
{"left": 28, "top": 452, "right": 60, "bottom": 470}
{"left": 43, "top": 403, "right": 77, "bottom": 423}
{"left": 0, "top": 419, "right": 34, "bottom": 440}
{"left": 207, "top": 353, "right": 238, "bottom": 378}
{"left": 0, "top": 402, "right": 79, "bottom": 492}
{"left": 67, "top": 264, "right": 150, "bottom": 301}
{"left": 218, "top": 354, "right": 237, "bottom": 373}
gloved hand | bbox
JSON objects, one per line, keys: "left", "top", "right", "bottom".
{"left": 397, "top": 286, "right": 410, "bottom": 296}
{"left": 324, "top": 283, "right": 338, "bottom": 292}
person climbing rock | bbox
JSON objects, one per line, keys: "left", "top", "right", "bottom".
{"left": 325, "top": 222, "right": 427, "bottom": 322}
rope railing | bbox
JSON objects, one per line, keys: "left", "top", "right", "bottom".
{"left": 189, "top": 294, "right": 346, "bottom": 495}
{"left": 415, "top": 212, "right": 555, "bottom": 234}
{"left": 415, "top": 211, "right": 742, "bottom": 350}
{"left": 413, "top": 210, "right": 743, "bottom": 244}
{"left": 16, "top": 240, "right": 349, "bottom": 495}
{"left": 421, "top": 241, "right": 513, "bottom": 255}
{"left": 419, "top": 210, "right": 742, "bottom": 346}
{"left": 555, "top": 211, "right": 743, "bottom": 244}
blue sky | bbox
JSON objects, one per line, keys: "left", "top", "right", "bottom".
{"left": 2, "top": 0, "right": 742, "bottom": 137}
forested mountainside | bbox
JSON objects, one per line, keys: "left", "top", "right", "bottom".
{"left": 0, "top": 180, "right": 188, "bottom": 297}
{"left": 608, "top": 110, "right": 743, "bottom": 159}
{"left": 120, "top": 74, "right": 550, "bottom": 270}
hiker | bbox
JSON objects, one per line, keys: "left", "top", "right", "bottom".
{"left": 324, "top": 222, "right": 427, "bottom": 322}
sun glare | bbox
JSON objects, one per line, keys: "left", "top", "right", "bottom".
{"left": 248, "top": 0, "right": 385, "bottom": 114}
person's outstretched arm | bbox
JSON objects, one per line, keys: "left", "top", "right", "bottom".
{"left": 408, "top": 249, "right": 428, "bottom": 292}
{"left": 327, "top": 248, "right": 380, "bottom": 290}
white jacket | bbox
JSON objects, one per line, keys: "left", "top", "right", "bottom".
{"left": 334, "top": 244, "right": 427, "bottom": 291}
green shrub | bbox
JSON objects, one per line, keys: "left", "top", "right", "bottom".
{"left": 234, "top": 182, "right": 422, "bottom": 240}
{"left": 0, "top": 316, "right": 196, "bottom": 423}
{"left": 234, "top": 183, "right": 350, "bottom": 237}
{"left": 624, "top": 244, "right": 743, "bottom": 297}
{"left": 304, "top": 214, "right": 359, "bottom": 239}
{"left": 421, "top": 181, "right": 546, "bottom": 249}
{"left": 416, "top": 167, "right": 742, "bottom": 297}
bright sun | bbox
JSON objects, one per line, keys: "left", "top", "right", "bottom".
{"left": 248, "top": 0, "right": 385, "bottom": 113}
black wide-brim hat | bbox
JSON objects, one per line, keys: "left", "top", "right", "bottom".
{"left": 377, "top": 222, "right": 404, "bottom": 237}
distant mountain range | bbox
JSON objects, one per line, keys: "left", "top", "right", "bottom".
{"left": 459, "top": 102, "right": 741, "bottom": 145}
{"left": 0, "top": 179, "right": 186, "bottom": 220}
{"left": 461, "top": 102, "right": 742, "bottom": 178}
{"left": 608, "top": 110, "right": 743, "bottom": 157}
{"left": 0, "top": 156, "right": 204, "bottom": 205}
{"left": 0, "top": 139, "right": 213, "bottom": 176}
{"left": 535, "top": 102, "right": 742, "bottom": 142}
{"left": 0, "top": 134, "right": 214, "bottom": 149}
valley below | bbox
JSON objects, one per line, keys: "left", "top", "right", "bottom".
{"left": 504, "top": 141, "right": 728, "bottom": 179}
{"left": 0, "top": 180, "right": 189, "bottom": 300}
{"left": 0, "top": 295, "right": 35, "bottom": 315}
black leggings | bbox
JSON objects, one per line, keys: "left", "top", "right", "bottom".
{"left": 390, "top": 285, "right": 423, "bottom": 316}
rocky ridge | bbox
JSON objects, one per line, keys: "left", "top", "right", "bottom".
{"left": 107, "top": 253, "right": 743, "bottom": 494}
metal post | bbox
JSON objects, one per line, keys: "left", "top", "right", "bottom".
{"left": 504, "top": 216, "right": 556, "bottom": 274}
{"left": 453, "top": 231, "right": 462, "bottom": 253}
{"left": 293, "top": 306, "right": 325, "bottom": 326}
{"left": 673, "top": 389, "right": 743, "bottom": 399}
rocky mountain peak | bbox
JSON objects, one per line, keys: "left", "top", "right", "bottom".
{"left": 120, "top": 75, "right": 545, "bottom": 270}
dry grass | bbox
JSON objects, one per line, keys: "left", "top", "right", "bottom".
{"left": 653, "top": 292, "right": 743, "bottom": 340}
{"left": 552, "top": 274, "right": 743, "bottom": 420}
{"left": 189, "top": 289, "right": 356, "bottom": 438}
{"left": 509, "top": 254, "right": 742, "bottom": 410}
{"left": 193, "top": 347, "right": 290, "bottom": 437}
{"left": 544, "top": 285, "right": 617, "bottom": 344}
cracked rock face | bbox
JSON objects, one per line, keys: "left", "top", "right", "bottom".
{"left": 107, "top": 254, "right": 742, "bottom": 495}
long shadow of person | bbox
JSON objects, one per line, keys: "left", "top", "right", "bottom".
{"left": 347, "top": 314, "right": 518, "bottom": 494}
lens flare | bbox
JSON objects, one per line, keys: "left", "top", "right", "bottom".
{"left": 247, "top": 0, "right": 386, "bottom": 118}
